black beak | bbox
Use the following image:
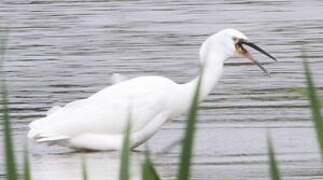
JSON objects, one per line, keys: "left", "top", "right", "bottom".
{"left": 237, "top": 39, "right": 277, "bottom": 75}
{"left": 239, "top": 39, "right": 277, "bottom": 62}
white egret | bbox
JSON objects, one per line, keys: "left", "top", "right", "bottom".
{"left": 28, "top": 29, "right": 276, "bottom": 151}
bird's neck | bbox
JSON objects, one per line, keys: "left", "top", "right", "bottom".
{"left": 175, "top": 51, "right": 227, "bottom": 114}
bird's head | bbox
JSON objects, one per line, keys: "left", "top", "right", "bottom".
{"left": 200, "top": 29, "right": 277, "bottom": 74}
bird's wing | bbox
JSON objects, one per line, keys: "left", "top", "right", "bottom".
{"left": 28, "top": 76, "right": 175, "bottom": 142}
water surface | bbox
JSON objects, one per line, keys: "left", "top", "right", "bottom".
{"left": 1, "top": 0, "right": 323, "bottom": 179}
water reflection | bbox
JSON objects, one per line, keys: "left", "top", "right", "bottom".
{"left": 31, "top": 151, "right": 144, "bottom": 180}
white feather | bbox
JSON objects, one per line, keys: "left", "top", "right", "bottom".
{"left": 28, "top": 29, "right": 256, "bottom": 151}
{"left": 29, "top": 76, "right": 177, "bottom": 150}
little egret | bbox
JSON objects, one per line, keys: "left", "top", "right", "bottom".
{"left": 28, "top": 29, "right": 277, "bottom": 151}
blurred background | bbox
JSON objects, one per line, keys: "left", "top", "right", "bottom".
{"left": 0, "top": 0, "right": 323, "bottom": 179}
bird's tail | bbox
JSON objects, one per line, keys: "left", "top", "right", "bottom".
{"left": 28, "top": 128, "right": 69, "bottom": 143}
{"left": 28, "top": 118, "right": 69, "bottom": 143}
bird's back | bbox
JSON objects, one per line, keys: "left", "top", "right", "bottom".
{"left": 28, "top": 76, "right": 177, "bottom": 145}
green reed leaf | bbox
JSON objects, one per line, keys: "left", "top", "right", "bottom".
{"left": 176, "top": 71, "right": 202, "bottom": 180}
{"left": 118, "top": 117, "right": 131, "bottom": 180}
{"left": 303, "top": 60, "right": 323, "bottom": 162}
{"left": 81, "top": 155, "right": 88, "bottom": 180}
{"left": 23, "top": 144, "right": 32, "bottom": 180}
{"left": 267, "top": 134, "right": 282, "bottom": 180}
{"left": 292, "top": 87, "right": 323, "bottom": 105}
{"left": 142, "top": 150, "right": 160, "bottom": 180}
{"left": 1, "top": 26, "right": 18, "bottom": 180}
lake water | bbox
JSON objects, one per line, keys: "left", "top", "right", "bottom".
{"left": 1, "top": 0, "right": 323, "bottom": 179}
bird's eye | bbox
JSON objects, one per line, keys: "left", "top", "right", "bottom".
{"left": 232, "top": 37, "right": 239, "bottom": 43}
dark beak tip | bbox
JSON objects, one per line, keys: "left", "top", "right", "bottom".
{"left": 268, "top": 55, "right": 278, "bottom": 62}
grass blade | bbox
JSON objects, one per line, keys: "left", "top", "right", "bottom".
{"left": 292, "top": 87, "right": 309, "bottom": 97}
{"left": 303, "top": 60, "right": 323, "bottom": 162}
{"left": 176, "top": 72, "right": 202, "bottom": 180}
{"left": 267, "top": 134, "right": 282, "bottom": 180}
{"left": 142, "top": 150, "right": 160, "bottom": 180}
{"left": 118, "top": 116, "right": 131, "bottom": 180}
{"left": 23, "top": 144, "right": 32, "bottom": 180}
{"left": 81, "top": 155, "right": 88, "bottom": 180}
{"left": 158, "top": 138, "right": 183, "bottom": 155}
{"left": 292, "top": 87, "right": 323, "bottom": 104}
{"left": 2, "top": 97, "right": 19, "bottom": 180}
{"left": 1, "top": 27, "right": 18, "bottom": 180}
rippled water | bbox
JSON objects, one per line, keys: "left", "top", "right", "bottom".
{"left": 1, "top": 0, "right": 323, "bottom": 179}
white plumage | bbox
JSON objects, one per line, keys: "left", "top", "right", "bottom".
{"left": 29, "top": 76, "right": 177, "bottom": 150}
{"left": 28, "top": 29, "right": 275, "bottom": 150}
